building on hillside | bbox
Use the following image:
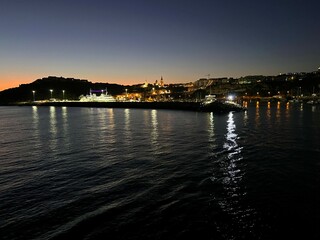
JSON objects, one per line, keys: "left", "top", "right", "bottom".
{"left": 154, "top": 76, "right": 165, "bottom": 87}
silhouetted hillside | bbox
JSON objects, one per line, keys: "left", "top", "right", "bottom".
{"left": 0, "top": 76, "right": 125, "bottom": 103}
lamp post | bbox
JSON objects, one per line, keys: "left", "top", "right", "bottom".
{"left": 32, "top": 90, "right": 35, "bottom": 101}
{"left": 62, "top": 90, "right": 65, "bottom": 101}
{"left": 50, "top": 89, "right": 53, "bottom": 100}
{"left": 125, "top": 89, "right": 128, "bottom": 100}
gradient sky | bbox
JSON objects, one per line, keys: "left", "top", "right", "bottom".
{"left": 1, "top": 0, "right": 319, "bottom": 90}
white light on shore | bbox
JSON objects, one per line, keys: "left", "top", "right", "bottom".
{"left": 227, "top": 95, "right": 234, "bottom": 101}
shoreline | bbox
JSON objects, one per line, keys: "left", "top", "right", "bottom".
{"left": 1, "top": 101, "right": 246, "bottom": 113}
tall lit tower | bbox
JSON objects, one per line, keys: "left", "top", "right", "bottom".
{"left": 160, "top": 76, "right": 164, "bottom": 87}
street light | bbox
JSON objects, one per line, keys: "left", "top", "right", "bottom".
{"left": 50, "top": 89, "right": 53, "bottom": 99}
{"left": 62, "top": 90, "right": 65, "bottom": 101}
{"left": 32, "top": 90, "right": 35, "bottom": 101}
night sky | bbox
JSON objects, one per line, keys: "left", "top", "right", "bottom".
{"left": 1, "top": 0, "right": 319, "bottom": 90}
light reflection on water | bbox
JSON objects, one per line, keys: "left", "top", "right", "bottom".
{"left": 124, "top": 108, "right": 130, "bottom": 131}
{"left": 224, "top": 112, "right": 238, "bottom": 151}
{"left": 107, "top": 109, "right": 116, "bottom": 144}
{"left": 143, "top": 110, "right": 149, "bottom": 127}
{"left": 213, "top": 112, "right": 256, "bottom": 238}
{"left": 97, "top": 108, "right": 106, "bottom": 127}
{"left": 266, "top": 102, "right": 271, "bottom": 123}
{"left": 61, "top": 107, "right": 69, "bottom": 140}
{"left": 32, "top": 106, "right": 39, "bottom": 129}
{"left": 243, "top": 109, "right": 248, "bottom": 126}
{"left": 50, "top": 106, "right": 57, "bottom": 133}
{"left": 32, "top": 106, "right": 38, "bottom": 122}
{"left": 124, "top": 109, "right": 132, "bottom": 145}
{"left": 255, "top": 101, "right": 260, "bottom": 127}
{"left": 49, "top": 106, "right": 57, "bottom": 151}
{"left": 286, "top": 102, "right": 289, "bottom": 110}
{"left": 151, "top": 110, "right": 158, "bottom": 146}
{"left": 274, "top": 102, "right": 281, "bottom": 124}
{"left": 32, "top": 106, "right": 40, "bottom": 148}
{"left": 96, "top": 109, "right": 108, "bottom": 144}
{"left": 207, "top": 112, "right": 215, "bottom": 149}
{"left": 285, "top": 102, "right": 290, "bottom": 120}
{"left": 222, "top": 112, "right": 243, "bottom": 196}
{"left": 107, "top": 108, "right": 114, "bottom": 127}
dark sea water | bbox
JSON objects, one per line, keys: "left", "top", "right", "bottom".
{"left": 0, "top": 102, "right": 320, "bottom": 240}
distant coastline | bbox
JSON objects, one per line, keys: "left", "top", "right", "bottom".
{"left": 1, "top": 71, "right": 319, "bottom": 105}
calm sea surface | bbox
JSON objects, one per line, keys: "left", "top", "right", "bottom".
{"left": 0, "top": 103, "right": 320, "bottom": 240}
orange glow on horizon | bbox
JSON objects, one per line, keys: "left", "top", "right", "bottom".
{"left": 0, "top": 75, "right": 38, "bottom": 91}
{"left": 0, "top": 74, "right": 184, "bottom": 91}
{"left": 0, "top": 75, "right": 141, "bottom": 91}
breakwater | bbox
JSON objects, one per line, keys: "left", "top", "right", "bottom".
{"left": 11, "top": 101, "right": 245, "bottom": 113}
